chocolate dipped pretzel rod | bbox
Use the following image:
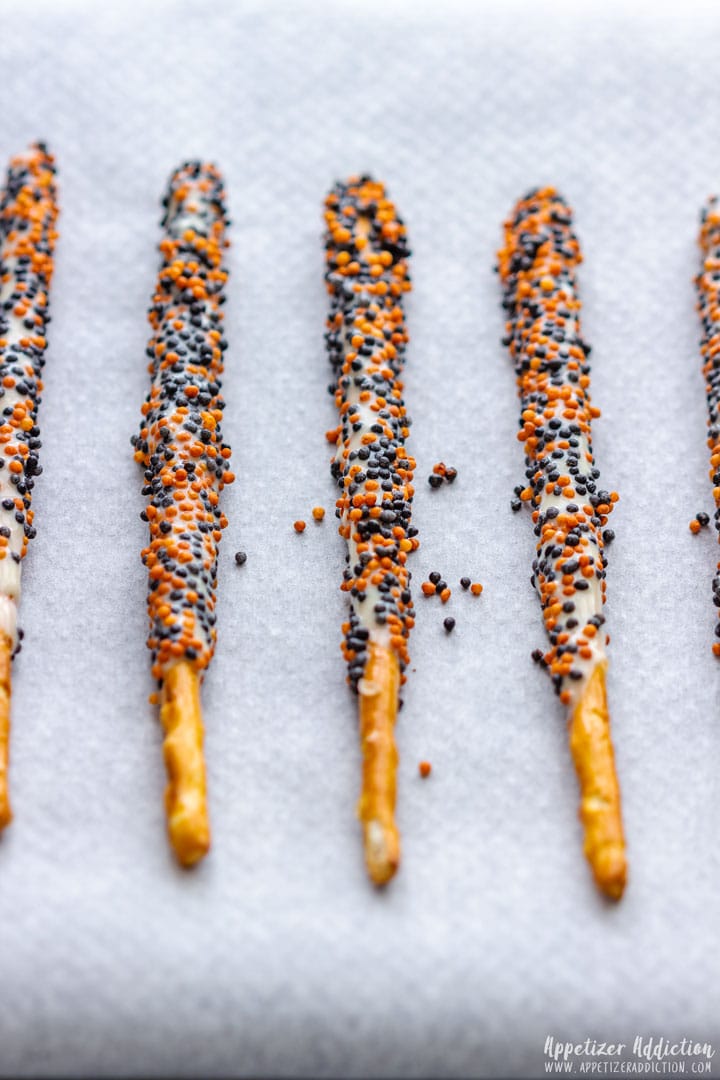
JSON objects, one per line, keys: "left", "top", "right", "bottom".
{"left": 0, "top": 143, "right": 59, "bottom": 830}
{"left": 324, "top": 176, "right": 417, "bottom": 885}
{"left": 132, "top": 162, "right": 234, "bottom": 866}
{"left": 497, "top": 188, "right": 627, "bottom": 900}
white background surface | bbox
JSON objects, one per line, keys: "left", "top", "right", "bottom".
{"left": 0, "top": 2, "right": 719, "bottom": 1077}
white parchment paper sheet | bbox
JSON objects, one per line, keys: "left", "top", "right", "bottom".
{"left": 0, "top": 2, "right": 719, "bottom": 1076}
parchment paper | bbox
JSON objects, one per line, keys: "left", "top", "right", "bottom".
{"left": 0, "top": 2, "right": 719, "bottom": 1076}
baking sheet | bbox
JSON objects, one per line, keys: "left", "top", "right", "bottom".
{"left": 0, "top": 2, "right": 719, "bottom": 1076}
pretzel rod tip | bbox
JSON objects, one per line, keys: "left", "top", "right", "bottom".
{"left": 569, "top": 662, "right": 626, "bottom": 900}
{"left": 0, "top": 635, "right": 12, "bottom": 830}
{"left": 159, "top": 661, "right": 210, "bottom": 867}
{"left": 357, "top": 642, "right": 401, "bottom": 886}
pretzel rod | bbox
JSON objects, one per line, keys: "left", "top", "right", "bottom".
{"left": 133, "top": 162, "right": 233, "bottom": 867}
{"left": 696, "top": 200, "right": 720, "bottom": 655}
{"left": 324, "top": 176, "right": 416, "bottom": 886}
{"left": 497, "top": 188, "right": 627, "bottom": 900}
{"left": 358, "top": 640, "right": 400, "bottom": 885}
{"left": 0, "top": 144, "right": 59, "bottom": 832}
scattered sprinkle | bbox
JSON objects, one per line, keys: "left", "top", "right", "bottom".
{"left": 234, "top": 551, "right": 247, "bottom": 566}
{"left": 428, "top": 462, "right": 457, "bottom": 487}
{"left": 470, "top": 582, "right": 483, "bottom": 596}
{"left": 312, "top": 506, "right": 325, "bottom": 522}
{"left": 460, "top": 576, "right": 471, "bottom": 590}
{"left": 443, "top": 616, "right": 455, "bottom": 633}
{"left": 293, "top": 520, "right": 306, "bottom": 533}
{"left": 418, "top": 761, "right": 432, "bottom": 778}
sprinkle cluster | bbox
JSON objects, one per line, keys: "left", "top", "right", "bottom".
{"left": 497, "top": 188, "right": 616, "bottom": 706}
{"left": 428, "top": 461, "right": 457, "bottom": 488}
{"left": 694, "top": 199, "right": 720, "bottom": 655}
{"left": 132, "top": 163, "right": 233, "bottom": 682}
{"left": 0, "top": 143, "right": 58, "bottom": 653}
{"left": 324, "top": 176, "right": 417, "bottom": 690}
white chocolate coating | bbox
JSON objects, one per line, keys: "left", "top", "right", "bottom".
{"left": 324, "top": 177, "right": 416, "bottom": 690}
{"left": 498, "top": 187, "right": 615, "bottom": 708}
{"left": 0, "top": 146, "right": 58, "bottom": 651}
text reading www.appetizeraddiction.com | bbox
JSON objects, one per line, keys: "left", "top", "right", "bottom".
{"left": 543, "top": 1037, "right": 715, "bottom": 1074}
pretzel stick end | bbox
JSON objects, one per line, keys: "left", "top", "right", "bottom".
{"left": 0, "top": 634, "right": 11, "bottom": 830}
{"left": 569, "top": 662, "right": 627, "bottom": 901}
{"left": 159, "top": 660, "right": 210, "bottom": 867}
{"left": 357, "top": 641, "right": 401, "bottom": 886}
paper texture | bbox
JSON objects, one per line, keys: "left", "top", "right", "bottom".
{"left": 0, "top": 2, "right": 719, "bottom": 1076}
